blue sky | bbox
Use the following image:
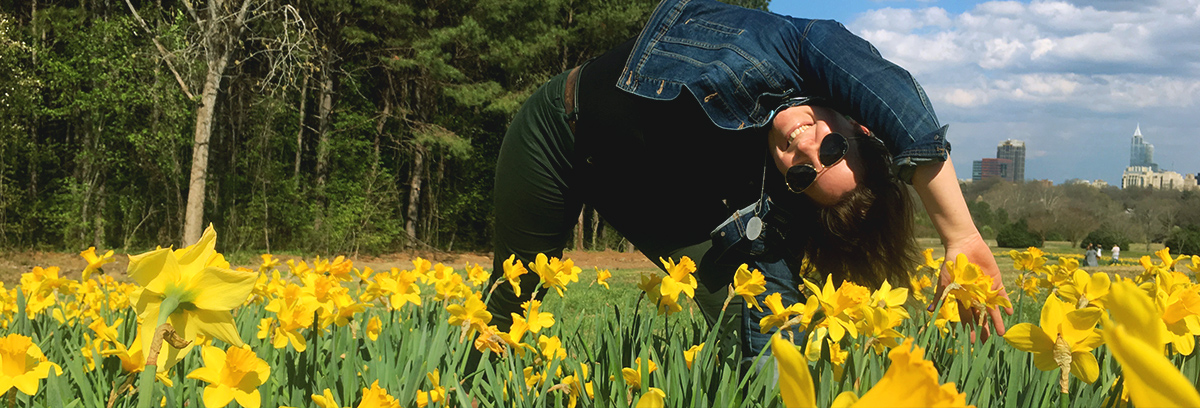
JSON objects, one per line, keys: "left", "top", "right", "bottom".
{"left": 769, "top": 0, "right": 1200, "bottom": 186}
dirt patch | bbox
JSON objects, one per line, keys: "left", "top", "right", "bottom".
{"left": 0, "top": 249, "right": 659, "bottom": 285}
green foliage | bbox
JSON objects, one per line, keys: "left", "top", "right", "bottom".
{"left": 1080, "top": 225, "right": 1130, "bottom": 250}
{"left": 996, "top": 219, "right": 1043, "bottom": 248}
{"left": 1164, "top": 225, "right": 1200, "bottom": 256}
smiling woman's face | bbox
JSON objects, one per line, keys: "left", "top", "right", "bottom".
{"left": 768, "top": 105, "right": 867, "bottom": 206}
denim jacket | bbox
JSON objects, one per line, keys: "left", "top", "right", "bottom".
{"left": 618, "top": 0, "right": 950, "bottom": 182}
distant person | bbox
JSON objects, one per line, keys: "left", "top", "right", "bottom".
{"left": 1085, "top": 244, "right": 1098, "bottom": 267}
{"left": 1111, "top": 244, "right": 1120, "bottom": 264}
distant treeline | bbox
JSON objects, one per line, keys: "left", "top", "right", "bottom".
{"left": 960, "top": 178, "right": 1200, "bottom": 254}
{"left": 0, "top": 0, "right": 767, "bottom": 254}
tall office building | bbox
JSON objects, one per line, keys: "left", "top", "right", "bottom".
{"left": 1130, "top": 124, "right": 1158, "bottom": 171}
{"left": 972, "top": 158, "right": 1013, "bottom": 182}
{"left": 996, "top": 140, "right": 1025, "bottom": 183}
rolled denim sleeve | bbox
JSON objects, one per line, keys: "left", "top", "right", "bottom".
{"left": 790, "top": 18, "right": 950, "bottom": 183}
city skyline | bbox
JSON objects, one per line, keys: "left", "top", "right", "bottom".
{"left": 770, "top": 0, "right": 1200, "bottom": 186}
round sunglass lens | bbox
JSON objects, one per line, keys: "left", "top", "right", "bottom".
{"left": 786, "top": 165, "right": 818, "bottom": 193}
{"left": 818, "top": 133, "right": 848, "bottom": 166}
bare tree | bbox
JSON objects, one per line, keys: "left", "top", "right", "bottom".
{"left": 124, "top": 0, "right": 307, "bottom": 245}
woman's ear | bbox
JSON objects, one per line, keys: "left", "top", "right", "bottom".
{"left": 844, "top": 116, "right": 872, "bottom": 137}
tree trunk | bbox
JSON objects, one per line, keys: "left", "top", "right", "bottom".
{"left": 373, "top": 93, "right": 390, "bottom": 176}
{"left": 182, "top": 56, "right": 230, "bottom": 245}
{"left": 94, "top": 181, "right": 106, "bottom": 248}
{"left": 293, "top": 74, "right": 307, "bottom": 186}
{"left": 312, "top": 70, "right": 333, "bottom": 234}
{"left": 405, "top": 144, "right": 426, "bottom": 247}
{"left": 590, "top": 208, "right": 600, "bottom": 250}
{"left": 575, "top": 211, "right": 584, "bottom": 251}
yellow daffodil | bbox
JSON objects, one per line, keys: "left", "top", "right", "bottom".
{"left": 1188, "top": 255, "right": 1199, "bottom": 273}
{"left": 264, "top": 286, "right": 317, "bottom": 352}
{"left": 311, "top": 388, "right": 345, "bottom": 408}
{"left": 502, "top": 255, "right": 527, "bottom": 298}
{"left": 684, "top": 343, "right": 704, "bottom": 370}
{"left": 770, "top": 333, "right": 815, "bottom": 408}
{"left": 934, "top": 299, "right": 961, "bottom": 334}
{"left": 869, "top": 279, "right": 910, "bottom": 326}
{"left": 415, "top": 370, "right": 445, "bottom": 407}
{"left": 758, "top": 292, "right": 809, "bottom": 333}
{"left": 518, "top": 299, "right": 555, "bottom": 333}
{"left": 1057, "top": 270, "right": 1110, "bottom": 309}
{"left": 186, "top": 345, "right": 270, "bottom": 408}
{"left": 358, "top": 380, "right": 401, "bottom": 408}
{"left": 636, "top": 387, "right": 666, "bottom": 408}
{"left": 322, "top": 291, "right": 366, "bottom": 328}
{"left": 81, "top": 246, "right": 116, "bottom": 280}
{"left": 447, "top": 292, "right": 491, "bottom": 337}
{"left": 559, "top": 363, "right": 593, "bottom": 408}
{"left": 733, "top": 264, "right": 766, "bottom": 311}
{"left": 523, "top": 366, "right": 545, "bottom": 390}
{"left": 858, "top": 306, "right": 904, "bottom": 355}
{"left": 921, "top": 248, "right": 945, "bottom": 271}
{"left": 1154, "top": 277, "right": 1200, "bottom": 355}
{"left": 433, "top": 272, "right": 468, "bottom": 302}
{"left": 1015, "top": 273, "right": 1042, "bottom": 296}
{"left": 1003, "top": 295, "right": 1103, "bottom": 384}
{"left": 127, "top": 224, "right": 258, "bottom": 370}
{"left": 286, "top": 259, "right": 312, "bottom": 278}
{"left": 313, "top": 255, "right": 354, "bottom": 281}
{"left": 622, "top": 357, "right": 657, "bottom": 391}
{"left": 88, "top": 317, "right": 124, "bottom": 344}
{"left": 942, "top": 253, "right": 1012, "bottom": 313}
{"left": 259, "top": 254, "right": 280, "bottom": 274}
{"left": 659, "top": 256, "right": 698, "bottom": 301}
{"left": 1009, "top": 247, "right": 1048, "bottom": 273}
{"left": 529, "top": 253, "right": 577, "bottom": 297}
{"left": 539, "top": 334, "right": 566, "bottom": 363}
{"left": 911, "top": 273, "right": 934, "bottom": 304}
{"left": 595, "top": 268, "right": 612, "bottom": 289}
{"left": 366, "top": 315, "right": 382, "bottom": 341}
{"left": 803, "top": 275, "right": 868, "bottom": 342}
{"left": 804, "top": 328, "right": 849, "bottom": 380}
{"left": 1104, "top": 280, "right": 1200, "bottom": 407}
{"left": 830, "top": 339, "right": 971, "bottom": 407}
{"left": 375, "top": 269, "right": 421, "bottom": 309}
{"left": 0, "top": 333, "right": 63, "bottom": 396}
{"left": 466, "top": 263, "right": 490, "bottom": 287}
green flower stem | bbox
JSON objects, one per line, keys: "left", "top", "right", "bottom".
{"left": 136, "top": 295, "right": 181, "bottom": 408}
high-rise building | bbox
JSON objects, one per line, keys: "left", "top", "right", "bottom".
{"left": 1122, "top": 125, "right": 1194, "bottom": 190}
{"left": 972, "top": 158, "right": 1013, "bottom": 182}
{"left": 996, "top": 140, "right": 1025, "bottom": 182}
{"left": 1129, "top": 124, "right": 1158, "bottom": 171}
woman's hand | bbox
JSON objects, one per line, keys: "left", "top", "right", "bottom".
{"left": 931, "top": 235, "right": 1013, "bottom": 342}
{"left": 912, "top": 158, "right": 1011, "bottom": 342}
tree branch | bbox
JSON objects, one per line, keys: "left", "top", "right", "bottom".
{"left": 122, "top": 0, "right": 196, "bottom": 100}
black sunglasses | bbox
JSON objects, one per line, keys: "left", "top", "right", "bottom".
{"left": 785, "top": 132, "right": 850, "bottom": 194}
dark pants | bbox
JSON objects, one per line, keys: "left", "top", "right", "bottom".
{"left": 488, "top": 70, "right": 735, "bottom": 332}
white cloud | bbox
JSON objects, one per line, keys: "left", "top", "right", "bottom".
{"left": 945, "top": 88, "right": 987, "bottom": 107}
{"left": 844, "top": 0, "right": 1200, "bottom": 184}
{"left": 980, "top": 37, "right": 1026, "bottom": 69}
{"left": 1030, "top": 38, "right": 1055, "bottom": 59}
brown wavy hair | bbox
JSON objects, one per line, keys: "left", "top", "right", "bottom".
{"left": 781, "top": 133, "right": 920, "bottom": 289}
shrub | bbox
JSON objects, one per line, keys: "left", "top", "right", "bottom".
{"left": 1081, "top": 225, "right": 1130, "bottom": 250}
{"left": 997, "top": 219, "right": 1043, "bottom": 248}
{"left": 1164, "top": 225, "right": 1200, "bottom": 256}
